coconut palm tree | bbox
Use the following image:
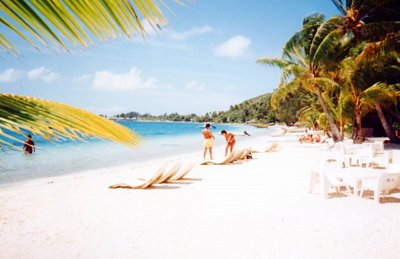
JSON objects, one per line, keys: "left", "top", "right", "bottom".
{"left": 0, "top": 0, "right": 178, "bottom": 150}
{"left": 342, "top": 32, "right": 400, "bottom": 142}
{"left": 258, "top": 14, "right": 353, "bottom": 141}
{"left": 330, "top": 0, "right": 400, "bottom": 43}
{"left": 323, "top": 1, "right": 400, "bottom": 142}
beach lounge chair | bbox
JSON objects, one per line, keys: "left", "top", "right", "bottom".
{"left": 157, "top": 161, "right": 183, "bottom": 183}
{"left": 109, "top": 163, "right": 168, "bottom": 189}
{"left": 360, "top": 172, "right": 400, "bottom": 203}
{"left": 252, "top": 142, "right": 279, "bottom": 153}
{"left": 230, "top": 148, "right": 246, "bottom": 162}
{"left": 167, "top": 161, "right": 196, "bottom": 182}
{"left": 200, "top": 149, "right": 239, "bottom": 165}
{"left": 265, "top": 142, "right": 278, "bottom": 152}
{"left": 238, "top": 148, "right": 253, "bottom": 160}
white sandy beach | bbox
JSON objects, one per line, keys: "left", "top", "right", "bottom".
{"left": 1, "top": 128, "right": 400, "bottom": 259}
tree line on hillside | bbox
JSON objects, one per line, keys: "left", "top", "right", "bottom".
{"left": 113, "top": 93, "right": 277, "bottom": 125}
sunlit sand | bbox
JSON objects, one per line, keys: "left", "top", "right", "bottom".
{"left": 1, "top": 126, "right": 400, "bottom": 258}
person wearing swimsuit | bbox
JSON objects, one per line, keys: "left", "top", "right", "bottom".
{"left": 221, "top": 130, "right": 235, "bottom": 156}
{"left": 23, "top": 134, "right": 35, "bottom": 154}
{"left": 202, "top": 123, "right": 215, "bottom": 160}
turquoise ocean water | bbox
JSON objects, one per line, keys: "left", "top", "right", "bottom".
{"left": 1, "top": 121, "right": 270, "bottom": 185}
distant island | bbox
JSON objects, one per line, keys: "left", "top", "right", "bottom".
{"left": 110, "top": 93, "right": 276, "bottom": 127}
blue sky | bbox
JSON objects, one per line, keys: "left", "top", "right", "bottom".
{"left": 0, "top": 0, "right": 338, "bottom": 116}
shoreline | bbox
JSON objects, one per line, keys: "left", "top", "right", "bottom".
{"left": 1, "top": 121, "right": 268, "bottom": 185}
{"left": 0, "top": 125, "right": 280, "bottom": 188}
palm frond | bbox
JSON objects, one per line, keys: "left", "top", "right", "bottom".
{"left": 297, "top": 106, "right": 320, "bottom": 129}
{"left": 309, "top": 16, "right": 343, "bottom": 61}
{"left": 360, "top": 21, "right": 400, "bottom": 42}
{"left": 331, "top": 0, "right": 347, "bottom": 15}
{"left": 270, "top": 79, "right": 302, "bottom": 109}
{"left": 283, "top": 31, "right": 303, "bottom": 57}
{"left": 0, "top": 94, "right": 142, "bottom": 150}
{"left": 361, "top": 82, "right": 398, "bottom": 103}
{"left": 290, "top": 45, "right": 308, "bottom": 67}
{"left": 279, "top": 64, "right": 307, "bottom": 85}
{"left": 0, "top": 0, "right": 171, "bottom": 53}
{"left": 308, "top": 77, "right": 340, "bottom": 90}
{"left": 256, "top": 58, "right": 291, "bottom": 69}
{"left": 337, "top": 90, "right": 354, "bottom": 120}
{"left": 312, "top": 29, "right": 344, "bottom": 69}
{"left": 358, "top": 0, "right": 400, "bottom": 24}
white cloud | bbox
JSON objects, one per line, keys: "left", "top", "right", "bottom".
{"left": 186, "top": 80, "right": 205, "bottom": 92}
{"left": 169, "top": 26, "right": 214, "bottom": 41}
{"left": 27, "top": 67, "right": 59, "bottom": 82}
{"left": 138, "top": 22, "right": 214, "bottom": 41}
{"left": 0, "top": 67, "right": 59, "bottom": 83}
{"left": 90, "top": 67, "right": 157, "bottom": 91}
{"left": 74, "top": 74, "right": 92, "bottom": 84}
{"left": 0, "top": 68, "right": 23, "bottom": 83}
{"left": 214, "top": 35, "right": 251, "bottom": 58}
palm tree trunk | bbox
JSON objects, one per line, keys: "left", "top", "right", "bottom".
{"left": 339, "top": 119, "right": 345, "bottom": 139}
{"left": 383, "top": 106, "right": 400, "bottom": 121}
{"left": 355, "top": 105, "right": 363, "bottom": 143}
{"left": 375, "top": 103, "right": 400, "bottom": 143}
{"left": 315, "top": 86, "right": 342, "bottom": 141}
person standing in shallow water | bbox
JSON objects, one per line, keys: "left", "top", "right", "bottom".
{"left": 202, "top": 123, "right": 215, "bottom": 160}
{"left": 23, "top": 135, "right": 35, "bottom": 154}
{"left": 221, "top": 130, "right": 236, "bottom": 156}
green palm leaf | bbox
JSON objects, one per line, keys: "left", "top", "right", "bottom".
{"left": 0, "top": 94, "right": 142, "bottom": 150}
{"left": 279, "top": 64, "right": 307, "bottom": 85}
{"left": 309, "top": 16, "right": 342, "bottom": 61}
{"left": 0, "top": 0, "right": 171, "bottom": 52}
{"left": 361, "top": 82, "right": 398, "bottom": 103}
{"left": 270, "top": 79, "right": 302, "bottom": 109}
{"left": 256, "top": 58, "right": 291, "bottom": 70}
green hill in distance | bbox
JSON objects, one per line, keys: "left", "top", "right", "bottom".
{"left": 113, "top": 92, "right": 275, "bottom": 126}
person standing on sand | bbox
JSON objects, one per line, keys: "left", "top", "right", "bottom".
{"left": 23, "top": 134, "right": 35, "bottom": 154}
{"left": 202, "top": 123, "right": 215, "bottom": 160}
{"left": 221, "top": 130, "right": 236, "bottom": 156}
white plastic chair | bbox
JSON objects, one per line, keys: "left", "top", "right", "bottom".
{"left": 309, "top": 161, "right": 351, "bottom": 199}
{"left": 360, "top": 172, "right": 399, "bottom": 203}
{"left": 357, "top": 147, "right": 374, "bottom": 167}
{"left": 370, "top": 142, "right": 384, "bottom": 156}
{"left": 308, "top": 170, "right": 320, "bottom": 194}
{"left": 331, "top": 142, "right": 346, "bottom": 154}
{"left": 322, "top": 161, "right": 353, "bottom": 198}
